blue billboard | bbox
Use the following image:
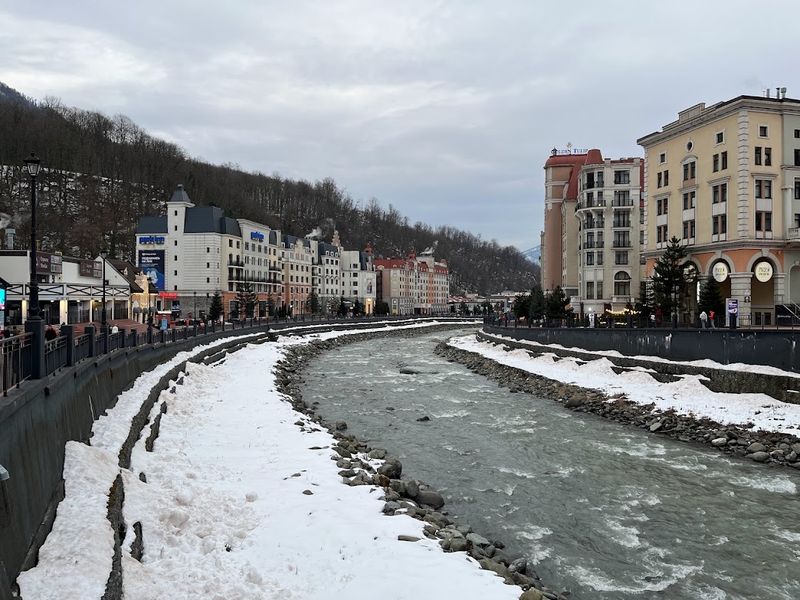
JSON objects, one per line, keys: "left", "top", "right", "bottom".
{"left": 138, "top": 249, "right": 165, "bottom": 291}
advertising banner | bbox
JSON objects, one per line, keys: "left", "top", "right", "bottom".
{"left": 138, "top": 249, "right": 165, "bottom": 291}
{"left": 79, "top": 260, "right": 102, "bottom": 278}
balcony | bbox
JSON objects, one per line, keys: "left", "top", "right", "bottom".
{"left": 611, "top": 295, "right": 632, "bottom": 304}
{"left": 788, "top": 227, "right": 800, "bottom": 240}
{"left": 611, "top": 199, "right": 634, "bottom": 207}
{"left": 612, "top": 221, "right": 631, "bottom": 228}
{"left": 612, "top": 241, "right": 632, "bottom": 248}
{"left": 576, "top": 200, "right": 607, "bottom": 212}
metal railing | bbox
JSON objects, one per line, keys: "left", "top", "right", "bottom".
{"left": 44, "top": 336, "right": 68, "bottom": 376}
{"left": 1, "top": 333, "right": 33, "bottom": 396}
{"left": 74, "top": 334, "right": 92, "bottom": 364}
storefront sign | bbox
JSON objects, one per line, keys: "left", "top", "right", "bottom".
{"left": 753, "top": 260, "right": 774, "bottom": 283}
{"left": 159, "top": 291, "right": 179, "bottom": 300}
{"left": 137, "top": 249, "right": 165, "bottom": 291}
{"left": 79, "top": 260, "right": 102, "bottom": 278}
{"left": 727, "top": 298, "right": 739, "bottom": 315}
{"left": 712, "top": 262, "right": 729, "bottom": 283}
{"left": 35, "top": 252, "right": 63, "bottom": 275}
{"left": 0, "top": 287, "right": 5, "bottom": 311}
{"left": 138, "top": 235, "right": 165, "bottom": 245}
{"left": 250, "top": 231, "right": 265, "bottom": 242}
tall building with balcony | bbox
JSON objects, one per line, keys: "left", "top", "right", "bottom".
{"left": 375, "top": 252, "right": 449, "bottom": 315}
{"left": 638, "top": 91, "right": 800, "bottom": 325}
{"left": 575, "top": 151, "right": 644, "bottom": 314}
{"left": 281, "top": 235, "right": 315, "bottom": 316}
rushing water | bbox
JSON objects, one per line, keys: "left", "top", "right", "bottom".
{"left": 300, "top": 330, "right": 800, "bottom": 600}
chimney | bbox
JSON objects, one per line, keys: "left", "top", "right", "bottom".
{"left": 5, "top": 228, "right": 15, "bottom": 250}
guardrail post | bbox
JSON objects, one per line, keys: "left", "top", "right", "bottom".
{"left": 62, "top": 325, "right": 75, "bottom": 366}
{"left": 118, "top": 328, "right": 126, "bottom": 349}
{"left": 24, "top": 319, "right": 46, "bottom": 379}
{"left": 85, "top": 325, "right": 96, "bottom": 358}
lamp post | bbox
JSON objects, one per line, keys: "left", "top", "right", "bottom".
{"left": 24, "top": 153, "right": 41, "bottom": 322}
{"left": 193, "top": 290, "right": 197, "bottom": 323}
{"left": 146, "top": 277, "right": 153, "bottom": 327}
{"left": 100, "top": 249, "right": 108, "bottom": 330}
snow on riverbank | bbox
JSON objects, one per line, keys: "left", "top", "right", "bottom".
{"left": 20, "top": 321, "right": 515, "bottom": 600}
{"left": 450, "top": 334, "right": 800, "bottom": 436}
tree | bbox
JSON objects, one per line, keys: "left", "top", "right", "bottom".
{"left": 374, "top": 301, "right": 390, "bottom": 316}
{"left": 652, "top": 236, "right": 690, "bottom": 317}
{"left": 698, "top": 277, "right": 724, "bottom": 316}
{"left": 306, "top": 291, "right": 320, "bottom": 314}
{"left": 208, "top": 291, "right": 223, "bottom": 322}
{"left": 545, "top": 286, "right": 571, "bottom": 321}
{"left": 235, "top": 282, "right": 257, "bottom": 318}
{"left": 353, "top": 299, "right": 363, "bottom": 316}
{"left": 450, "top": 304, "right": 456, "bottom": 314}
{"left": 529, "top": 286, "right": 545, "bottom": 320}
{"left": 459, "top": 301, "right": 469, "bottom": 315}
{"left": 266, "top": 292, "right": 275, "bottom": 316}
{"left": 512, "top": 292, "right": 530, "bottom": 319}
{"left": 338, "top": 295, "right": 348, "bottom": 316}
{"left": 635, "top": 280, "right": 654, "bottom": 322}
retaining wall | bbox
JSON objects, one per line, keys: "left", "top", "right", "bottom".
{"left": 484, "top": 325, "right": 800, "bottom": 373}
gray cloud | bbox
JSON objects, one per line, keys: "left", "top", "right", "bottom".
{"left": 0, "top": 0, "right": 796, "bottom": 250}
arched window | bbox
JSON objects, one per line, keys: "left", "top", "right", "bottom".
{"left": 614, "top": 271, "right": 631, "bottom": 297}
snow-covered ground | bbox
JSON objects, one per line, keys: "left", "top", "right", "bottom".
{"left": 450, "top": 334, "right": 800, "bottom": 436}
{"left": 19, "top": 321, "right": 517, "bottom": 600}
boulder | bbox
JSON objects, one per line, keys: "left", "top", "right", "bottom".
{"left": 711, "top": 437, "right": 728, "bottom": 447}
{"left": 334, "top": 421, "right": 348, "bottom": 431}
{"left": 450, "top": 536, "right": 468, "bottom": 552}
{"left": 417, "top": 490, "right": 445, "bottom": 509}
{"left": 746, "top": 442, "right": 767, "bottom": 454}
{"left": 564, "top": 397, "right": 584, "bottom": 408}
{"left": 519, "top": 589, "right": 544, "bottom": 600}
{"left": 416, "top": 415, "right": 431, "bottom": 422}
{"left": 404, "top": 479, "right": 420, "bottom": 499}
{"left": 368, "top": 448, "right": 387, "bottom": 460}
{"left": 749, "top": 451, "right": 770, "bottom": 462}
{"left": 478, "top": 558, "right": 511, "bottom": 579}
{"left": 649, "top": 421, "right": 663, "bottom": 432}
{"left": 466, "top": 532, "right": 491, "bottom": 547}
{"left": 382, "top": 501, "right": 400, "bottom": 514}
{"left": 378, "top": 458, "right": 402, "bottom": 479}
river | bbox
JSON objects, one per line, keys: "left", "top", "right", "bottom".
{"left": 300, "top": 329, "right": 800, "bottom": 599}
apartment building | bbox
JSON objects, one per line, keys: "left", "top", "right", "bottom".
{"left": 315, "top": 239, "right": 341, "bottom": 314}
{"left": 340, "top": 246, "right": 377, "bottom": 314}
{"left": 281, "top": 235, "right": 315, "bottom": 316}
{"left": 638, "top": 92, "right": 800, "bottom": 325}
{"left": 541, "top": 149, "right": 644, "bottom": 314}
{"left": 575, "top": 151, "right": 644, "bottom": 313}
{"left": 375, "top": 252, "right": 449, "bottom": 315}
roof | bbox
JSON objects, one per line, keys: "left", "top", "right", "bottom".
{"left": 374, "top": 258, "right": 409, "bottom": 270}
{"left": 108, "top": 259, "right": 145, "bottom": 293}
{"left": 317, "top": 242, "right": 339, "bottom": 256}
{"left": 283, "top": 235, "right": 311, "bottom": 249}
{"left": 136, "top": 216, "right": 167, "bottom": 234}
{"left": 184, "top": 206, "right": 242, "bottom": 236}
{"left": 169, "top": 184, "right": 193, "bottom": 204}
{"left": 544, "top": 152, "right": 589, "bottom": 201}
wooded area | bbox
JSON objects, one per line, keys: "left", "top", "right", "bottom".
{"left": 0, "top": 82, "right": 539, "bottom": 294}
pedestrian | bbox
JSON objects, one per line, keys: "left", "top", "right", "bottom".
{"left": 45, "top": 325, "right": 58, "bottom": 340}
{"left": 708, "top": 310, "right": 716, "bottom": 329}
{"left": 699, "top": 310, "right": 708, "bottom": 329}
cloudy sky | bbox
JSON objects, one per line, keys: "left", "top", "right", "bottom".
{"left": 0, "top": 1, "right": 796, "bottom": 251}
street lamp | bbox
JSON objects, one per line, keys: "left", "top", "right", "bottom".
{"left": 23, "top": 153, "right": 41, "bottom": 322}
{"left": 100, "top": 249, "right": 108, "bottom": 330}
{"left": 146, "top": 277, "right": 153, "bottom": 327}
{"left": 193, "top": 290, "right": 197, "bottom": 323}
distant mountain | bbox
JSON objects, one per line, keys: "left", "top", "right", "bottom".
{"left": 0, "top": 81, "right": 539, "bottom": 295}
{"left": 522, "top": 246, "right": 541, "bottom": 264}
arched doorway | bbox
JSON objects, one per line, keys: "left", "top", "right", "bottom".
{"left": 789, "top": 265, "right": 800, "bottom": 305}
{"left": 751, "top": 259, "right": 775, "bottom": 326}
{"left": 709, "top": 259, "right": 732, "bottom": 301}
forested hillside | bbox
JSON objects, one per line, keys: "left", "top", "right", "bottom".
{"left": 0, "top": 83, "right": 538, "bottom": 294}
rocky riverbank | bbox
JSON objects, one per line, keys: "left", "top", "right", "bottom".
{"left": 273, "top": 325, "right": 567, "bottom": 600}
{"left": 434, "top": 339, "right": 800, "bottom": 471}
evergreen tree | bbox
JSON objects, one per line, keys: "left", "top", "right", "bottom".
{"left": 512, "top": 292, "right": 531, "bottom": 319}
{"left": 266, "top": 292, "right": 275, "bottom": 316}
{"left": 635, "top": 280, "right": 654, "bottom": 321}
{"left": 374, "top": 301, "right": 390, "bottom": 316}
{"left": 545, "top": 286, "right": 570, "bottom": 320}
{"left": 529, "top": 286, "right": 545, "bottom": 320}
{"left": 338, "top": 295, "right": 348, "bottom": 316}
{"left": 208, "top": 291, "right": 223, "bottom": 322}
{"left": 235, "top": 282, "right": 257, "bottom": 318}
{"left": 698, "top": 277, "right": 725, "bottom": 316}
{"left": 306, "top": 291, "right": 320, "bottom": 314}
{"left": 652, "top": 236, "right": 690, "bottom": 316}
{"left": 459, "top": 301, "right": 468, "bottom": 315}
{"left": 353, "top": 299, "right": 363, "bottom": 316}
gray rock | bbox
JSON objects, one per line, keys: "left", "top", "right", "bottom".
{"left": 382, "top": 501, "right": 400, "bottom": 514}
{"left": 519, "top": 589, "right": 545, "bottom": 600}
{"left": 416, "top": 415, "right": 431, "bottom": 422}
{"left": 786, "top": 451, "right": 798, "bottom": 462}
{"left": 466, "top": 532, "right": 491, "bottom": 547}
{"left": 649, "top": 421, "right": 663, "bottom": 432}
{"left": 367, "top": 448, "right": 387, "bottom": 460}
{"left": 334, "top": 421, "right": 348, "bottom": 431}
{"left": 399, "top": 367, "right": 421, "bottom": 375}
{"left": 404, "top": 479, "right": 420, "bottom": 498}
{"left": 417, "top": 490, "right": 445, "bottom": 509}
{"left": 378, "top": 458, "right": 402, "bottom": 479}
{"left": 749, "top": 451, "right": 770, "bottom": 462}
{"left": 564, "top": 397, "right": 584, "bottom": 408}
{"left": 792, "top": 443, "right": 800, "bottom": 455}
{"left": 450, "top": 536, "right": 468, "bottom": 552}
{"left": 389, "top": 479, "right": 406, "bottom": 495}
{"left": 509, "top": 557, "right": 528, "bottom": 574}
{"left": 397, "top": 535, "right": 421, "bottom": 542}
{"left": 746, "top": 442, "right": 767, "bottom": 454}
{"left": 478, "top": 558, "right": 510, "bottom": 579}
{"left": 711, "top": 437, "right": 728, "bottom": 447}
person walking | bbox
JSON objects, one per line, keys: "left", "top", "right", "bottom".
{"left": 708, "top": 310, "right": 716, "bottom": 329}
{"left": 699, "top": 310, "right": 708, "bottom": 329}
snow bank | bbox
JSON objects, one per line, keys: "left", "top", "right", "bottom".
{"left": 451, "top": 335, "right": 800, "bottom": 435}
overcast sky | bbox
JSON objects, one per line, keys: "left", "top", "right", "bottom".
{"left": 0, "top": 1, "right": 796, "bottom": 251}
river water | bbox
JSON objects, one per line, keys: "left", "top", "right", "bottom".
{"left": 300, "top": 329, "right": 800, "bottom": 599}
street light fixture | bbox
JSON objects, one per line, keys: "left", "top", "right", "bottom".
{"left": 23, "top": 153, "right": 41, "bottom": 322}
{"left": 146, "top": 277, "right": 153, "bottom": 327}
{"left": 100, "top": 249, "right": 108, "bottom": 330}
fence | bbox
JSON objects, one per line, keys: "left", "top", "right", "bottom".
{"left": 1, "top": 334, "right": 33, "bottom": 397}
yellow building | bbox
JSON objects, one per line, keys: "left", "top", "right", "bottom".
{"left": 638, "top": 92, "right": 800, "bottom": 325}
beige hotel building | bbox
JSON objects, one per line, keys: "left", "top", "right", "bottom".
{"left": 638, "top": 92, "right": 800, "bottom": 325}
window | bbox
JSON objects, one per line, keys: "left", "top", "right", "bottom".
{"left": 663, "top": 170, "right": 669, "bottom": 186}
{"left": 586, "top": 281, "right": 594, "bottom": 300}
{"left": 657, "top": 197, "right": 669, "bottom": 216}
{"left": 716, "top": 131, "right": 724, "bottom": 144}
{"left": 721, "top": 151, "right": 727, "bottom": 170}
{"left": 713, "top": 214, "right": 727, "bottom": 235}
{"left": 657, "top": 172, "right": 663, "bottom": 188}
{"left": 173, "top": 270, "right": 177, "bottom": 276}
{"left": 755, "top": 147, "right": 762, "bottom": 165}
{"left": 615, "top": 251, "right": 629, "bottom": 265}
{"left": 682, "top": 161, "right": 696, "bottom": 181}
{"left": 596, "top": 251, "right": 604, "bottom": 265}
{"left": 755, "top": 179, "right": 773, "bottom": 199}
{"left": 683, "top": 190, "right": 696, "bottom": 210}
{"left": 712, "top": 183, "right": 728, "bottom": 204}
{"left": 174, "top": 225, "right": 177, "bottom": 231}
{"left": 613, "top": 272, "right": 631, "bottom": 297}
{"left": 174, "top": 255, "right": 178, "bottom": 261}
{"left": 229, "top": 240, "right": 233, "bottom": 248}
{"left": 596, "top": 282, "right": 603, "bottom": 298}
{"left": 765, "top": 147, "right": 772, "bottom": 166}
{"left": 755, "top": 211, "right": 772, "bottom": 232}
{"left": 614, "top": 170, "right": 630, "bottom": 185}
{"left": 174, "top": 240, "right": 178, "bottom": 246}
{"left": 794, "top": 149, "right": 800, "bottom": 166}
{"left": 659, "top": 152, "right": 666, "bottom": 164}
{"left": 614, "top": 190, "right": 631, "bottom": 206}
{"left": 795, "top": 178, "right": 800, "bottom": 200}
{"left": 640, "top": 230, "right": 644, "bottom": 245}
{"left": 657, "top": 225, "right": 668, "bottom": 243}
{"left": 795, "top": 129, "right": 800, "bottom": 139}
{"left": 682, "top": 219, "right": 696, "bottom": 240}
{"left": 206, "top": 247, "right": 210, "bottom": 253}
{"left": 759, "top": 125, "right": 768, "bottom": 137}
{"left": 713, "top": 154, "right": 719, "bottom": 172}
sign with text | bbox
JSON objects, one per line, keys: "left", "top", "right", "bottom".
{"left": 138, "top": 235, "right": 165, "bottom": 245}
{"left": 250, "top": 231, "right": 265, "bottom": 242}
{"left": 753, "top": 260, "right": 774, "bottom": 283}
{"left": 137, "top": 249, "right": 165, "bottom": 291}
{"left": 727, "top": 298, "right": 739, "bottom": 315}
{"left": 35, "top": 252, "right": 63, "bottom": 275}
{"left": 79, "top": 260, "right": 102, "bottom": 278}
{"left": 712, "top": 262, "right": 729, "bottom": 283}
